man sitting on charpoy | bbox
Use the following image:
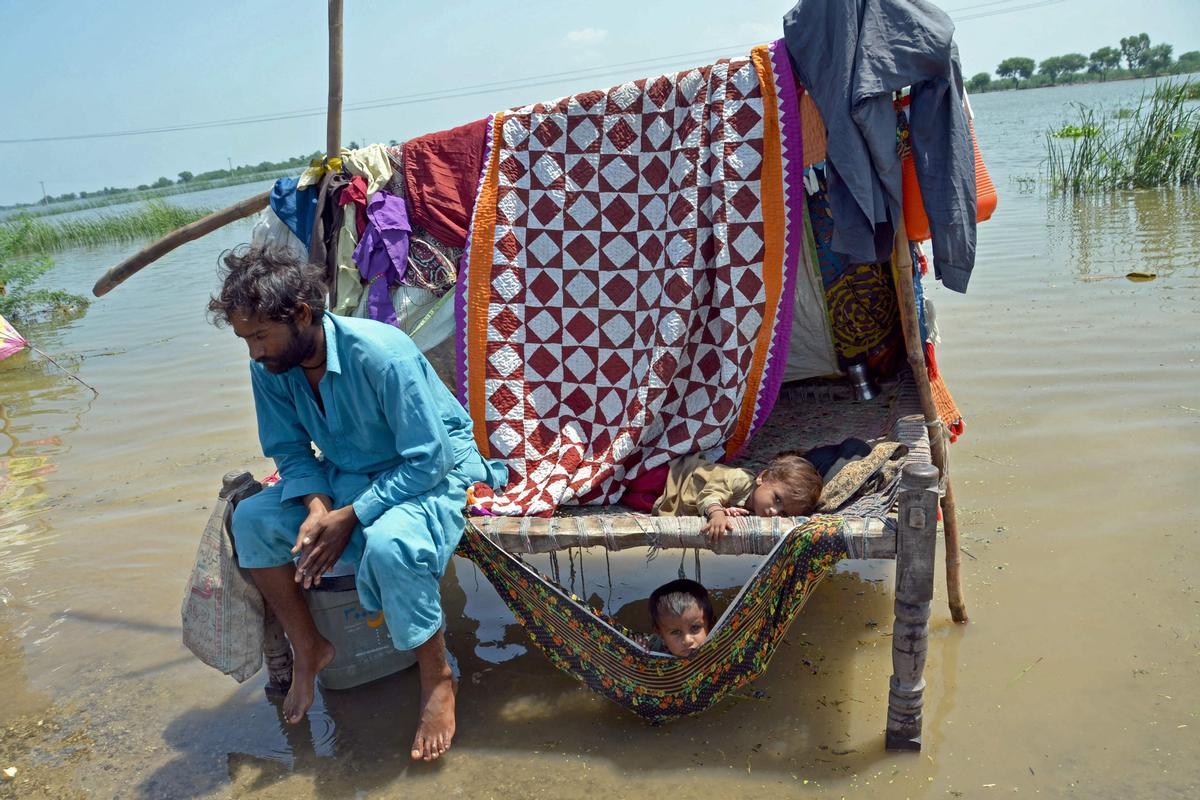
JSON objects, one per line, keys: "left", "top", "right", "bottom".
{"left": 207, "top": 246, "right": 506, "bottom": 762}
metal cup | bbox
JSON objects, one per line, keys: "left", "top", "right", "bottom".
{"left": 846, "top": 363, "right": 878, "bottom": 401}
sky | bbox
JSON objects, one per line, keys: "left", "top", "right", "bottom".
{"left": 1, "top": 0, "right": 1197, "bottom": 207}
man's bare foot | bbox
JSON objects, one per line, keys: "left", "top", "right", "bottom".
{"left": 282, "top": 636, "right": 335, "bottom": 724}
{"left": 411, "top": 667, "right": 457, "bottom": 761}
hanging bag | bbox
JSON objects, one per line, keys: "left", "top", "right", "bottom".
{"left": 899, "top": 95, "right": 997, "bottom": 242}
{"left": 180, "top": 471, "right": 267, "bottom": 682}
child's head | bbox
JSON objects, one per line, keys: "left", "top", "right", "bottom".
{"left": 648, "top": 579, "right": 715, "bottom": 658}
{"left": 748, "top": 453, "right": 823, "bottom": 517}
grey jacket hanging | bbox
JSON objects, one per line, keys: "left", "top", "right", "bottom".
{"left": 783, "top": 0, "right": 976, "bottom": 292}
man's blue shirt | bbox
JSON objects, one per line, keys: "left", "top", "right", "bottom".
{"left": 249, "top": 313, "right": 482, "bottom": 525}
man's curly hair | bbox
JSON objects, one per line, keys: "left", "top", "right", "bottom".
{"left": 207, "top": 246, "right": 327, "bottom": 327}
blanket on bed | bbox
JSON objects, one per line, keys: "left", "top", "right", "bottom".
{"left": 459, "top": 41, "right": 807, "bottom": 515}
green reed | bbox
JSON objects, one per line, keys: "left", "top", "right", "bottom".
{"left": 1, "top": 201, "right": 215, "bottom": 255}
{"left": 1046, "top": 80, "right": 1200, "bottom": 194}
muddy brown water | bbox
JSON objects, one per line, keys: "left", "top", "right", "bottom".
{"left": 2, "top": 78, "right": 1198, "bottom": 798}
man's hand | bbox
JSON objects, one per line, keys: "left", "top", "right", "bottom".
{"left": 292, "top": 495, "right": 358, "bottom": 589}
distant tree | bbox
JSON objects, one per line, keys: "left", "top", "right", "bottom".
{"left": 967, "top": 71, "right": 992, "bottom": 92}
{"left": 1038, "top": 56, "right": 1068, "bottom": 84}
{"left": 1143, "top": 43, "right": 1174, "bottom": 75}
{"left": 1089, "top": 46, "right": 1122, "bottom": 80}
{"left": 1180, "top": 51, "right": 1200, "bottom": 73}
{"left": 997, "top": 57, "right": 1036, "bottom": 88}
{"left": 1119, "top": 33, "right": 1150, "bottom": 71}
{"left": 177, "top": 170, "right": 194, "bottom": 183}
{"left": 152, "top": 176, "right": 173, "bottom": 188}
{"left": 137, "top": 184, "right": 149, "bottom": 191}
{"left": 1059, "top": 53, "right": 1087, "bottom": 76}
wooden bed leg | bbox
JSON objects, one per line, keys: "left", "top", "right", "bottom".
{"left": 886, "top": 462, "right": 939, "bottom": 752}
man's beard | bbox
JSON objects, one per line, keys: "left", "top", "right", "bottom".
{"left": 259, "top": 324, "right": 317, "bottom": 374}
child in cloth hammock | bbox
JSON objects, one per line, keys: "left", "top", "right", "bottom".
{"left": 641, "top": 578, "right": 716, "bottom": 658}
{"left": 652, "top": 452, "right": 823, "bottom": 540}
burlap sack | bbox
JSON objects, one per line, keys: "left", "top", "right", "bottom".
{"left": 181, "top": 473, "right": 265, "bottom": 682}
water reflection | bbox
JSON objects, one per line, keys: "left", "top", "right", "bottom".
{"left": 1, "top": 346, "right": 96, "bottom": 583}
{"left": 1047, "top": 186, "right": 1200, "bottom": 278}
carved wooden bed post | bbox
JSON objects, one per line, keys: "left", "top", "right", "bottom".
{"left": 886, "top": 462, "right": 939, "bottom": 751}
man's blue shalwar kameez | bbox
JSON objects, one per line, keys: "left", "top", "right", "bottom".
{"left": 232, "top": 313, "right": 506, "bottom": 651}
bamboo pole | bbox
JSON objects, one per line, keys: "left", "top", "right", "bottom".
{"left": 91, "top": 191, "right": 269, "bottom": 297}
{"left": 326, "top": 0, "right": 343, "bottom": 159}
{"left": 890, "top": 219, "right": 969, "bottom": 624}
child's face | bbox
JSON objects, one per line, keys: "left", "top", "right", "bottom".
{"left": 748, "top": 478, "right": 805, "bottom": 517}
{"left": 656, "top": 603, "right": 709, "bottom": 657}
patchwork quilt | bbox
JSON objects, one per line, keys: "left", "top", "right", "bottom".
{"left": 459, "top": 41, "right": 809, "bottom": 515}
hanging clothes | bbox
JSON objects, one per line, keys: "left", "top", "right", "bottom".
{"left": 249, "top": 209, "right": 307, "bottom": 260}
{"left": 268, "top": 177, "right": 319, "bottom": 249}
{"left": 331, "top": 176, "right": 370, "bottom": 316}
{"left": 296, "top": 156, "right": 343, "bottom": 190}
{"left": 402, "top": 118, "right": 488, "bottom": 248}
{"left": 782, "top": 0, "right": 976, "bottom": 293}
{"left": 341, "top": 144, "right": 394, "bottom": 195}
{"left": 313, "top": 172, "right": 360, "bottom": 316}
{"left": 352, "top": 191, "right": 411, "bottom": 326}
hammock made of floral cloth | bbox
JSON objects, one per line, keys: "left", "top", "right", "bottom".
{"left": 455, "top": 515, "right": 847, "bottom": 723}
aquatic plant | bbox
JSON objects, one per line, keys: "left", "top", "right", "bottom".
{"left": 0, "top": 221, "right": 88, "bottom": 322}
{"left": 1050, "top": 123, "right": 1101, "bottom": 138}
{"left": 1046, "top": 80, "right": 1200, "bottom": 193}
{"left": 1, "top": 201, "right": 214, "bottom": 255}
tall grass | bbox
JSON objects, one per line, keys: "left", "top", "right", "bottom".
{"left": 1, "top": 201, "right": 215, "bottom": 255}
{"left": 1046, "top": 80, "right": 1200, "bottom": 194}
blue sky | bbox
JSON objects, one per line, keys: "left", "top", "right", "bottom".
{"left": 1, "top": 0, "right": 1197, "bottom": 206}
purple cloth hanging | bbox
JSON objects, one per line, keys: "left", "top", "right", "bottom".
{"left": 352, "top": 191, "right": 411, "bottom": 326}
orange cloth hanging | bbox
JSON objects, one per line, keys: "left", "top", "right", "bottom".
{"left": 902, "top": 123, "right": 996, "bottom": 243}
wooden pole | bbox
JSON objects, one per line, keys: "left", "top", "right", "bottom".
{"left": 886, "top": 462, "right": 939, "bottom": 751}
{"left": 890, "top": 219, "right": 969, "bottom": 624}
{"left": 326, "top": 0, "right": 343, "bottom": 159}
{"left": 91, "top": 191, "right": 269, "bottom": 297}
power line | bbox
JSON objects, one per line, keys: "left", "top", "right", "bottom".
{"left": 0, "top": 41, "right": 764, "bottom": 145}
{"left": 953, "top": 0, "right": 1067, "bottom": 22}
{"left": 945, "top": 0, "right": 1031, "bottom": 12}
{"left": 1, "top": 1, "right": 1074, "bottom": 146}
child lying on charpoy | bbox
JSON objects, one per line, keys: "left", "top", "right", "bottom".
{"left": 651, "top": 452, "right": 822, "bottom": 540}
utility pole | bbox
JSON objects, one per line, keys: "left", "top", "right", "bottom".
{"left": 40, "top": 181, "right": 48, "bottom": 205}
{"left": 227, "top": 157, "right": 233, "bottom": 172}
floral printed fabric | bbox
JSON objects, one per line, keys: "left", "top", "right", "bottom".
{"left": 457, "top": 516, "right": 848, "bottom": 722}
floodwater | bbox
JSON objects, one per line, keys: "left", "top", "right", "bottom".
{"left": 2, "top": 77, "right": 1198, "bottom": 799}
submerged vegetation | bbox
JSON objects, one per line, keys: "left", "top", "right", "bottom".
{"left": 1, "top": 201, "right": 213, "bottom": 321}
{"left": 0, "top": 223, "right": 88, "bottom": 322}
{"left": 1045, "top": 81, "right": 1200, "bottom": 193}
{"left": 2, "top": 201, "right": 214, "bottom": 256}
